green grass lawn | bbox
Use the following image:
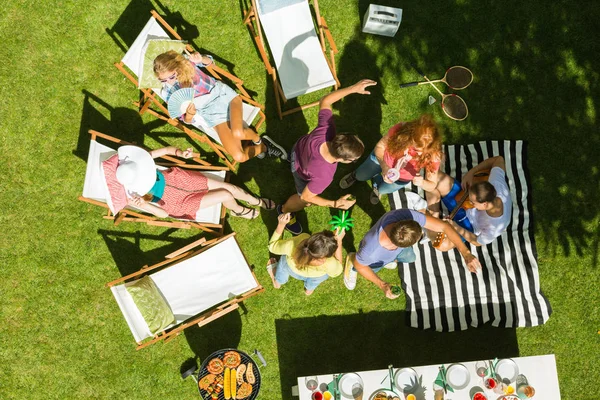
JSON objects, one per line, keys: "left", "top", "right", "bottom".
{"left": 1, "top": 0, "right": 598, "bottom": 398}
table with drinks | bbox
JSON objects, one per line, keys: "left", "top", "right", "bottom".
{"left": 296, "top": 354, "right": 560, "bottom": 400}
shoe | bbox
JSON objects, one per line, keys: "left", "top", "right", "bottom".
{"left": 276, "top": 204, "right": 302, "bottom": 235}
{"left": 339, "top": 172, "right": 357, "bottom": 189}
{"left": 383, "top": 262, "right": 398, "bottom": 269}
{"left": 370, "top": 186, "right": 381, "bottom": 205}
{"left": 344, "top": 253, "right": 358, "bottom": 290}
{"left": 262, "top": 135, "right": 288, "bottom": 160}
{"left": 405, "top": 191, "right": 427, "bottom": 211}
{"left": 231, "top": 207, "right": 260, "bottom": 219}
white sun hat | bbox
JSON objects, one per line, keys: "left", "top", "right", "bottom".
{"left": 116, "top": 146, "right": 157, "bottom": 195}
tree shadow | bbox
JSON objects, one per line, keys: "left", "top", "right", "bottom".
{"left": 275, "top": 311, "right": 519, "bottom": 399}
{"left": 353, "top": 0, "right": 599, "bottom": 264}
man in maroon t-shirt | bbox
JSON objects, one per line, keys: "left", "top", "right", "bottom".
{"left": 277, "top": 79, "right": 377, "bottom": 234}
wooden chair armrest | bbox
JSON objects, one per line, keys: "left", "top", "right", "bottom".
{"left": 165, "top": 237, "right": 207, "bottom": 259}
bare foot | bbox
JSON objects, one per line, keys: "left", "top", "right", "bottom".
{"left": 266, "top": 257, "right": 281, "bottom": 289}
{"left": 304, "top": 288, "right": 314, "bottom": 296}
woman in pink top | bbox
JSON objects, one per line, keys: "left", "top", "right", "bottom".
{"left": 339, "top": 114, "right": 443, "bottom": 204}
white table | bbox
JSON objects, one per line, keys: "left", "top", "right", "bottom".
{"left": 297, "top": 354, "right": 560, "bottom": 399}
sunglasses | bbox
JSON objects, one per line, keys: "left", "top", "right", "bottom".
{"left": 158, "top": 72, "right": 177, "bottom": 83}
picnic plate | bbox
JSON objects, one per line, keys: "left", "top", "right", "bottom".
{"left": 495, "top": 359, "right": 519, "bottom": 383}
{"left": 393, "top": 367, "right": 419, "bottom": 392}
{"left": 446, "top": 363, "right": 470, "bottom": 390}
{"left": 338, "top": 373, "right": 364, "bottom": 399}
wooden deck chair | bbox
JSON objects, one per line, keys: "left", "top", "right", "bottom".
{"left": 243, "top": 0, "right": 339, "bottom": 119}
{"left": 107, "top": 233, "right": 264, "bottom": 350}
{"left": 79, "top": 129, "right": 227, "bottom": 234}
{"left": 113, "top": 10, "right": 266, "bottom": 171}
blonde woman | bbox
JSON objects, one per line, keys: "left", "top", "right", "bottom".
{"left": 267, "top": 213, "right": 345, "bottom": 295}
{"left": 153, "top": 50, "right": 286, "bottom": 162}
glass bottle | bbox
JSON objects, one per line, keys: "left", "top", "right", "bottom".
{"left": 515, "top": 374, "right": 535, "bottom": 399}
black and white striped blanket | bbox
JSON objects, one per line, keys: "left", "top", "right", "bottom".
{"left": 389, "top": 140, "right": 552, "bottom": 331}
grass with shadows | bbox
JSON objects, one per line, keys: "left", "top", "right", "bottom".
{"left": 1, "top": 0, "right": 598, "bottom": 398}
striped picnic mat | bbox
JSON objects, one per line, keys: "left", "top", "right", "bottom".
{"left": 389, "top": 140, "right": 552, "bottom": 331}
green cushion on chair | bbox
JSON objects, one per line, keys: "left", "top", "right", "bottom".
{"left": 126, "top": 276, "right": 175, "bottom": 334}
{"left": 138, "top": 38, "right": 187, "bottom": 89}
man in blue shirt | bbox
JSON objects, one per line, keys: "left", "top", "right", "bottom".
{"left": 345, "top": 208, "right": 481, "bottom": 298}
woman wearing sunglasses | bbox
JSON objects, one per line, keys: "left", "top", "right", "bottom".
{"left": 153, "top": 51, "right": 287, "bottom": 163}
{"left": 339, "top": 114, "right": 444, "bottom": 204}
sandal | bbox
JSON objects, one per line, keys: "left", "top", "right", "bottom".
{"left": 253, "top": 197, "right": 276, "bottom": 210}
{"left": 231, "top": 207, "right": 260, "bottom": 219}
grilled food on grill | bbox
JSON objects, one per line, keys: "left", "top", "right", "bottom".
{"left": 236, "top": 364, "right": 246, "bottom": 384}
{"left": 223, "top": 351, "right": 242, "bottom": 368}
{"left": 236, "top": 382, "right": 253, "bottom": 399}
{"left": 207, "top": 358, "right": 225, "bottom": 374}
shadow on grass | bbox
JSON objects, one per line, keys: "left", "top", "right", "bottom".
{"left": 98, "top": 228, "right": 198, "bottom": 276}
{"left": 275, "top": 311, "right": 518, "bottom": 399}
{"left": 352, "top": 0, "right": 599, "bottom": 264}
{"left": 184, "top": 309, "right": 243, "bottom": 360}
{"left": 74, "top": 90, "right": 161, "bottom": 161}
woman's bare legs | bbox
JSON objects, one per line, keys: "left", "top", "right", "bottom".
{"left": 200, "top": 188, "right": 258, "bottom": 219}
{"left": 215, "top": 96, "right": 265, "bottom": 163}
{"left": 205, "top": 177, "right": 270, "bottom": 207}
{"left": 424, "top": 171, "right": 455, "bottom": 218}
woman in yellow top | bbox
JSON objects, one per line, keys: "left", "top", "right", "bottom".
{"left": 267, "top": 213, "right": 345, "bottom": 295}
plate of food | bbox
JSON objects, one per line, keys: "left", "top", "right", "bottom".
{"left": 393, "top": 367, "right": 419, "bottom": 393}
{"left": 446, "top": 363, "right": 470, "bottom": 390}
{"left": 369, "top": 389, "right": 401, "bottom": 400}
{"left": 495, "top": 359, "right": 519, "bottom": 383}
{"left": 197, "top": 348, "right": 260, "bottom": 400}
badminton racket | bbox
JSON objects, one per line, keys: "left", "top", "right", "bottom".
{"left": 400, "top": 66, "right": 473, "bottom": 90}
{"left": 410, "top": 65, "right": 469, "bottom": 121}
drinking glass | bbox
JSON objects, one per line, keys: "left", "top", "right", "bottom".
{"left": 475, "top": 360, "right": 488, "bottom": 377}
{"left": 305, "top": 376, "right": 319, "bottom": 392}
{"left": 484, "top": 377, "right": 497, "bottom": 390}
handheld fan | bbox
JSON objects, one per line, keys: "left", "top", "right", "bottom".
{"left": 167, "top": 88, "right": 196, "bottom": 118}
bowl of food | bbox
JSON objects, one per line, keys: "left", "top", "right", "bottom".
{"left": 472, "top": 392, "right": 487, "bottom": 400}
{"left": 368, "top": 389, "right": 401, "bottom": 400}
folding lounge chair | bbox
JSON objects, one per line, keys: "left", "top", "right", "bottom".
{"left": 243, "top": 0, "right": 339, "bottom": 118}
{"left": 107, "top": 233, "right": 264, "bottom": 350}
{"left": 79, "top": 129, "right": 227, "bottom": 234}
{"left": 114, "top": 10, "right": 266, "bottom": 171}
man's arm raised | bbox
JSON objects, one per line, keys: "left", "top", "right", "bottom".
{"left": 319, "top": 79, "right": 377, "bottom": 110}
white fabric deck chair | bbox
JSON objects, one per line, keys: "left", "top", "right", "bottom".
{"left": 79, "top": 129, "right": 227, "bottom": 234}
{"left": 107, "top": 234, "right": 263, "bottom": 350}
{"left": 244, "top": 0, "right": 339, "bottom": 118}
{"left": 114, "top": 10, "right": 266, "bottom": 171}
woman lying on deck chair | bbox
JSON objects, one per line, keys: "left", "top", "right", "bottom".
{"left": 115, "top": 145, "right": 274, "bottom": 219}
{"left": 153, "top": 50, "right": 287, "bottom": 163}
